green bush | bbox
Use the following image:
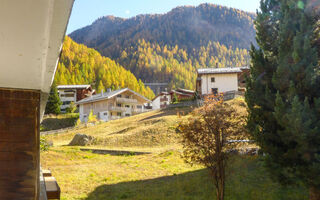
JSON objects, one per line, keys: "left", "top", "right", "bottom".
{"left": 40, "top": 137, "right": 50, "bottom": 151}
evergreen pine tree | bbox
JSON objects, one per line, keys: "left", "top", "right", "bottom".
{"left": 246, "top": 0, "right": 320, "bottom": 198}
{"left": 45, "top": 81, "right": 62, "bottom": 115}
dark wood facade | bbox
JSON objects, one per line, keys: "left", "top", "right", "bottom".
{"left": 0, "top": 88, "right": 40, "bottom": 200}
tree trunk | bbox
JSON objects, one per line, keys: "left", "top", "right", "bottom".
{"left": 310, "top": 187, "right": 320, "bottom": 200}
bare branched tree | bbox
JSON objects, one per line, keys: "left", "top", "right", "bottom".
{"left": 178, "top": 95, "right": 247, "bottom": 200}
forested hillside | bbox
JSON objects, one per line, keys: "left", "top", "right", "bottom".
{"left": 54, "top": 37, "right": 155, "bottom": 99}
{"left": 69, "top": 3, "right": 255, "bottom": 90}
{"left": 118, "top": 40, "right": 249, "bottom": 89}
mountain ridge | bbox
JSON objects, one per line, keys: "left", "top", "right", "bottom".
{"left": 68, "top": 3, "right": 255, "bottom": 91}
{"left": 70, "top": 3, "right": 256, "bottom": 58}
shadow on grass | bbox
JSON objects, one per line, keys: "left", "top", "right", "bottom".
{"left": 84, "top": 169, "right": 214, "bottom": 200}
{"left": 139, "top": 107, "right": 193, "bottom": 122}
{"left": 80, "top": 148, "right": 151, "bottom": 156}
{"left": 84, "top": 157, "right": 308, "bottom": 200}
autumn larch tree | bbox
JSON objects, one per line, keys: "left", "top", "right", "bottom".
{"left": 246, "top": 0, "right": 320, "bottom": 199}
{"left": 178, "top": 96, "right": 246, "bottom": 200}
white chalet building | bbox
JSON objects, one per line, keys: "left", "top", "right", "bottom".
{"left": 152, "top": 92, "right": 171, "bottom": 110}
{"left": 196, "top": 67, "right": 242, "bottom": 96}
{"left": 76, "top": 88, "right": 151, "bottom": 122}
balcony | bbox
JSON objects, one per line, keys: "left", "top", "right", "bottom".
{"left": 132, "top": 108, "right": 143, "bottom": 113}
{"left": 116, "top": 97, "right": 138, "bottom": 104}
{"left": 110, "top": 116, "right": 121, "bottom": 120}
{"left": 160, "top": 97, "right": 169, "bottom": 102}
{"left": 108, "top": 106, "right": 129, "bottom": 112}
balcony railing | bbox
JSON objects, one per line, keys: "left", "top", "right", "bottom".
{"left": 110, "top": 116, "right": 121, "bottom": 120}
{"left": 132, "top": 108, "right": 143, "bottom": 113}
{"left": 116, "top": 97, "right": 138, "bottom": 104}
{"left": 160, "top": 97, "right": 169, "bottom": 102}
{"left": 108, "top": 106, "right": 129, "bottom": 112}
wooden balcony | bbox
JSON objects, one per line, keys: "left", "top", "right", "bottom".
{"left": 116, "top": 97, "right": 138, "bottom": 104}
{"left": 132, "top": 108, "right": 143, "bottom": 113}
{"left": 108, "top": 106, "right": 130, "bottom": 112}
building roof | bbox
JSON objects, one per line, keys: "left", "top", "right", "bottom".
{"left": 177, "top": 88, "right": 195, "bottom": 94}
{"left": 76, "top": 88, "right": 151, "bottom": 104}
{"left": 197, "top": 67, "right": 242, "bottom": 75}
{"left": 0, "top": 1, "right": 74, "bottom": 117}
{"left": 57, "top": 85, "right": 91, "bottom": 90}
{"left": 170, "top": 90, "right": 194, "bottom": 97}
{"left": 152, "top": 92, "right": 170, "bottom": 101}
{"left": 240, "top": 66, "right": 250, "bottom": 70}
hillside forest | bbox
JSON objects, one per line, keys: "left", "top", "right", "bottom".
{"left": 54, "top": 37, "right": 155, "bottom": 99}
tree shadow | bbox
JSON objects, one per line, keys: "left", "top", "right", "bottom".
{"left": 139, "top": 107, "right": 193, "bottom": 122}
{"left": 83, "top": 157, "right": 308, "bottom": 200}
{"left": 84, "top": 169, "right": 214, "bottom": 200}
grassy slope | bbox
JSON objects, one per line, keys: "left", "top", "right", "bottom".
{"left": 41, "top": 98, "right": 307, "bottom": 200}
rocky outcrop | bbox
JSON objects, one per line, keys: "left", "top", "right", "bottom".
{"left": 68, "top": 133, "right": 94, "bottom": 146}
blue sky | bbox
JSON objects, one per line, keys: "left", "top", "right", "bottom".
{"left": 67, "top": 0, "right": 261, "bottom": 34}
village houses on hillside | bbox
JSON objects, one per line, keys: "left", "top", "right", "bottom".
{"left": 76, "top": 88, "right": 151, "bottom": 122}
{"left": 57, "top": 85, "right": 95, "bottom": 113}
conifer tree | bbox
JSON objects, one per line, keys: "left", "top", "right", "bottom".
{"left": 246, "top": 0, "right": 320, "bottom": 198}
{"left": 45, "top": 81, "right": 62, "bottom": 115}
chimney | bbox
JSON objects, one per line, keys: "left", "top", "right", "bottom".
{"left": 107, "top": 88, "right": 111, "bottom": 93}
{"left": 101, "top": 89, "right": 104, "bottom": 96}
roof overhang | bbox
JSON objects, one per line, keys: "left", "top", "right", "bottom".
{"left": 0, "top": 0, "right": 74, "bottom": 114}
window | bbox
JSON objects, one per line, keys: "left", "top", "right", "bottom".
{"left": 211, "top": 77, "right": 215, "bottom": 83}
{"left": 212, "top": 88, "right": 218, "bottom": 94}
{"left": 126, "top": 95, "right": 130, "bottom": 98}
{"left": 104, "top": 112, "right": 108, "bottom": 116}
{"left": 125, "top": 105, "right": 130, "bottom": 108}
{"left": 62, "top": 101, "right": 71, "bottom": 105}
{"left": 117, "top": 112, "right": 122, "bottom": 116}
{"left": 125, "top": 114, "right": 130, "bottom": 117}
{"left": 117, "top": 103, "right": 122, "bottom": 107}
{"left": 117, "top": 94, "right": 122, "bottom": 98}
{"left": 137, "top": 105, "right": 142, "bottom": 109}
{"left": 61, "top": 94, "right": 74, "bottom": 97}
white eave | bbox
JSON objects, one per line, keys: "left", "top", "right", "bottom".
{"left": 0, "top": 0, "right": 74, "bottom": 94}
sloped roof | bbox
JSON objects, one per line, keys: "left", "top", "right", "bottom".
{"left": 152, "top": 92, "right": 170, "bottom": 101}
{"left": 57, "top": 85, "right": 91, "bottom": 89}
{"left": 197, "top": 67, "right": 242, "bottom": 75}
{"left": 177, "top": 88, "right": 195, "bottom": 94}
{"left": 170, "top": 90, "right": 194, "bottom": 97}
{"left": 76, "top": 88, "right": 150, "bottom": 104}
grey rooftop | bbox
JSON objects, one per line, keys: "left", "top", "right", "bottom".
{"left": 197, "top": 67, "right": 243, "bottom": 75}
{"left": 76, "top": 88, "right": 150, "bottom": 104}
{"left": 57, "top": 85, "right": 91, "bottom": 89}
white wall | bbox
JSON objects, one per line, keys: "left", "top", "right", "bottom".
{"left": 152, "top": 96, "right": 161, "bottom": 110}
{"left": 201, "top": 73, "right": 238, "bottom": 95}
